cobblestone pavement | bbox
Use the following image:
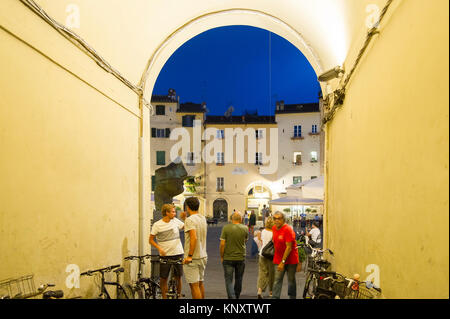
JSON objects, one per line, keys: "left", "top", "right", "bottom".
{"left": 180, "top": 221, "right": 307, "bottom": 299}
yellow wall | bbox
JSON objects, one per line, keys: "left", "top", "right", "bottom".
{"left": 0, "top": 2, "right": 151, "bottom": 298}
{"left": 1, "top": 0, "right": 448, "bottom": 299}
{"left": 325, "top": 0, "right": 449, "bottom": 298}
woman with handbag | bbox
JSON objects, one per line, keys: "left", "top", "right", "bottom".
{"left": 256, "top": 217, "right": 275, "bottom": 299}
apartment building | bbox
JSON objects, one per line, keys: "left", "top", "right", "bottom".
{"left": 150, "top": 91, "right": 321, "bottom": 221}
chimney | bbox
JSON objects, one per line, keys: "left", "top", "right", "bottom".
{"left": 280, "top": 100, "right": 285, "bottom": 110}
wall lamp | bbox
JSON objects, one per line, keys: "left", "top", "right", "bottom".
{"left": 318, "top": 66, "right": 344, "bottom": 82}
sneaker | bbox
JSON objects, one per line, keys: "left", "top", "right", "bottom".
{"left": 257, "top": 294, "right": 263, "bottom": 299}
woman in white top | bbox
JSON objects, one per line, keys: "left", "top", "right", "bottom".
{"left": 257, "top": 216, "right": 275, "bottom": 299}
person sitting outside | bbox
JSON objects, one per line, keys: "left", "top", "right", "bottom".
{"left": 306, "top": 221, "right": 322, "bottom": 248}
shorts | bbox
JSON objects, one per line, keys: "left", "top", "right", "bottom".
{"left": 159, "top": 254, "right": 184, "bottom": 279}
{"left": 183, "top": 257, "right": 207, "bottom": 284}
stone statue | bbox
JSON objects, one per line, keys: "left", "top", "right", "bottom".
{"left": 153, "top": 161, "right": 188, "bottom": 221}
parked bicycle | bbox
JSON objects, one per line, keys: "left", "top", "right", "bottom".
{"left": 80, "top": 264, "right": 132, "bottom": 299}
{"left": 124, "top": 254, "right": 161, "bottom": 299}
{"left": 0, "top": 275, "right": 64, "bottom": 299}
{"left": 309, "top": 271, "right": 382, "bottom": 299}
{"left": 302, "top": 242, "right": 334, "bottom": 299}
{"left": 159, "top": 256, "right": 185, "bottom": 299}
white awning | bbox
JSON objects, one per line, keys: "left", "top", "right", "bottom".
{"left": 269, "top": 196, "right": 323, "bottom": 206}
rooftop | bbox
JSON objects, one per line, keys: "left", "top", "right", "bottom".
{"left": 177, "top": 102, "right": 207, "bottom": 113}
{"left": 204, "top": 115, "right": 276, "bottom": 124}
{"left": 275, "top": 102, "right": 320, "bottom": 114}
{"left": 151, "top": 95, "right": 177, "bottom": 103}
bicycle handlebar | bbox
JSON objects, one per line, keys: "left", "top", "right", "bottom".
{"left": 80, "top": 264, "right": 121, "bottom": 276}
{"left": 124, "top": 254, "right": 159, "bottom": 261}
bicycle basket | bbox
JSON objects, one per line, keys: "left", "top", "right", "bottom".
{"left": 317, "top": 277, "right": 333, "bottom": 291}
{"left": 332, "top": 280, "right": 353, "bottom": 299}
{"left": 347, "top": 285, "right": 381, "bottom": 299}
{"left": 0, "top": 275, "right": 36, "bottom": 299}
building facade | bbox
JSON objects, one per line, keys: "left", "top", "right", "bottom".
{"left": 150, "top": 91, "right": 322, "bottom": 222}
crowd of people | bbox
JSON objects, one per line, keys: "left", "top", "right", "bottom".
{"left": 149, "top": 197, "right": 321, "bottom": 299}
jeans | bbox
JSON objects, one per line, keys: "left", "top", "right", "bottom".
{"left": 271, "top": 263, "right": 297, "bottom": 299}
{"left": 222, "top": 260, "right": 246, "bottom": 299}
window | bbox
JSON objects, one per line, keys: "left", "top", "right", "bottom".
{"left": 311, "top": 176, "right": 317, "bottom": 179}
{"left": 187, "top": 152, "right": 195, "bottom": 165}
{"left": 312, "top": 124, "right": 318, "bottom": 134}
{"left": 311, "top": 151, "right": 318, "bottom": 162}
{"left": 255, "top": 152, "right": 263, "bottom": 165}
{"left": 182, "top": 115, "right": 195, "bottom": 127}
{"left": 217, "top": 129, "right": 224, "bottom": 139}
{"left": 151, "top": 175, "right": 156, "bottom": 191}
{"left": 155, "top": 105, "right": 165, "bottom": 115}
{"left": 156, "top": 151, "right": 165, "bottom": 165}
{"left": 152, "top": 128, "right": 170, "bottom": 138}
{"left": 255, "top": 129, "right": 263, "bottom": 139}
{"left": 294, "top": 125, "right": 302, "bottom": 137}
{"left": 217, "top": 177, "right": 224, "bottom": 192}
{"left": 293, "top": 176, "right": 302, "bottom": 184}
{"left": 293, "top": 152, "right": 302, "bottom": 165}
{"left": 216, "top": 152, "right": 224, "bottom": 165}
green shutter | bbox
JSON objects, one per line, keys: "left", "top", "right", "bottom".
{"left": 151, "top": 175, "right": 156, "bottom": 191}
{"left": 156, "top": 151, "right": 165, "bottom": 165}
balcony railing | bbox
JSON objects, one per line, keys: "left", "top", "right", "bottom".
{"left": 291, "top": 135, "right": 304, "bottom": 140}
{"left": 309, "top": 132, "right": 320, "bottom": 136}
{"left": 216, "top": 162, "right": 225, "bottom": 166}
{"left": 216, "top": 188, "right": 224, "bottom": 192}
{"left": 293, "top": 161, "right": 302, "bottom": 166}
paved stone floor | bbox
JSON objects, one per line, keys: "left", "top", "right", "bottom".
{"left": 179, "top": 221, "right": 307, "bottom": 299}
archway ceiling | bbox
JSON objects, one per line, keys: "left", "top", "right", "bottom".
{"left": 33, "top": 0, "right": 388, "bottom": 92}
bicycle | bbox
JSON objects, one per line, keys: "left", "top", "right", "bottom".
{"left": 332, "top": 274, "right": 382, "bottom": 299}
{"left": 0, "top": 274, "right": 64, "bottom": 299}
{"left": 124, "top": 254, "right": 161, "bottom": 299}
{"left": 302, "top": 243, "right": 334, "bottom": 299}
{"left": 80, "top": 264, "right": 132, "bottom": 299}
{"left": 159, "top": 256, "right": 185, "bottom": 299}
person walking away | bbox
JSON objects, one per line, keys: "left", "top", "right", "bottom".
{"left": 271, "top": 211, "right": 301, "bottom": 299}
{"left": 261, "top": 204, "right": 269, "bottom": 226}
{"left": 181, "top": 197, "right": 208, "bottom": 299}
{"left": 243, "top": 211, "right": 249, "bottom": 225}
{"left": 220, "top": 212, "right": 248, "bottom": 299}
{"left": 257, "top": 217, "right": 275, "bottom": 299}
{"left": 248, "top": 210, "right": 256, "bottom": 233}
{"left": 306, "top": 221, "right": 322, "bottom": 248}
{"left": 149, "top": 204, "right": 184, "bottom": 299}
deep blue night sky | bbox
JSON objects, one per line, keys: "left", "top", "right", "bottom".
{"left": 153, "top": 25, "right": 320, "bottom": 116}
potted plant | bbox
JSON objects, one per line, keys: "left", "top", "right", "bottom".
{"left": 184, "top": 176, "right": 200, "bottom": 194}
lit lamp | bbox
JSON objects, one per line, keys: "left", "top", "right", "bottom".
{"left": 318, "top": 66, "right": 344, "bottom": 82}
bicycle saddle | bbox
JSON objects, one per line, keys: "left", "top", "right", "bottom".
{"left": 113, "top": 267, "right": 124, "bottom": 273}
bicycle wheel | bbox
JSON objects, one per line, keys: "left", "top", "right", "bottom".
{"left": 117, "top": 284, "right": 133, "bottom": 299}
{"left": 303, "top": 273, "right": 317, "bottom": 299}
{"left": 167, "top": 279, "right": 177, "bottom": 299}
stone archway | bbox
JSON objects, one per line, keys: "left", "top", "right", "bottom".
{"left": 140, "top": 8, "right": 329, "bottom": 102}
{"left": 213, "top": 198, "right": 228, "bottom": 221}
{"left": 245, "top": 182, "right": 272, "bottom": 222}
